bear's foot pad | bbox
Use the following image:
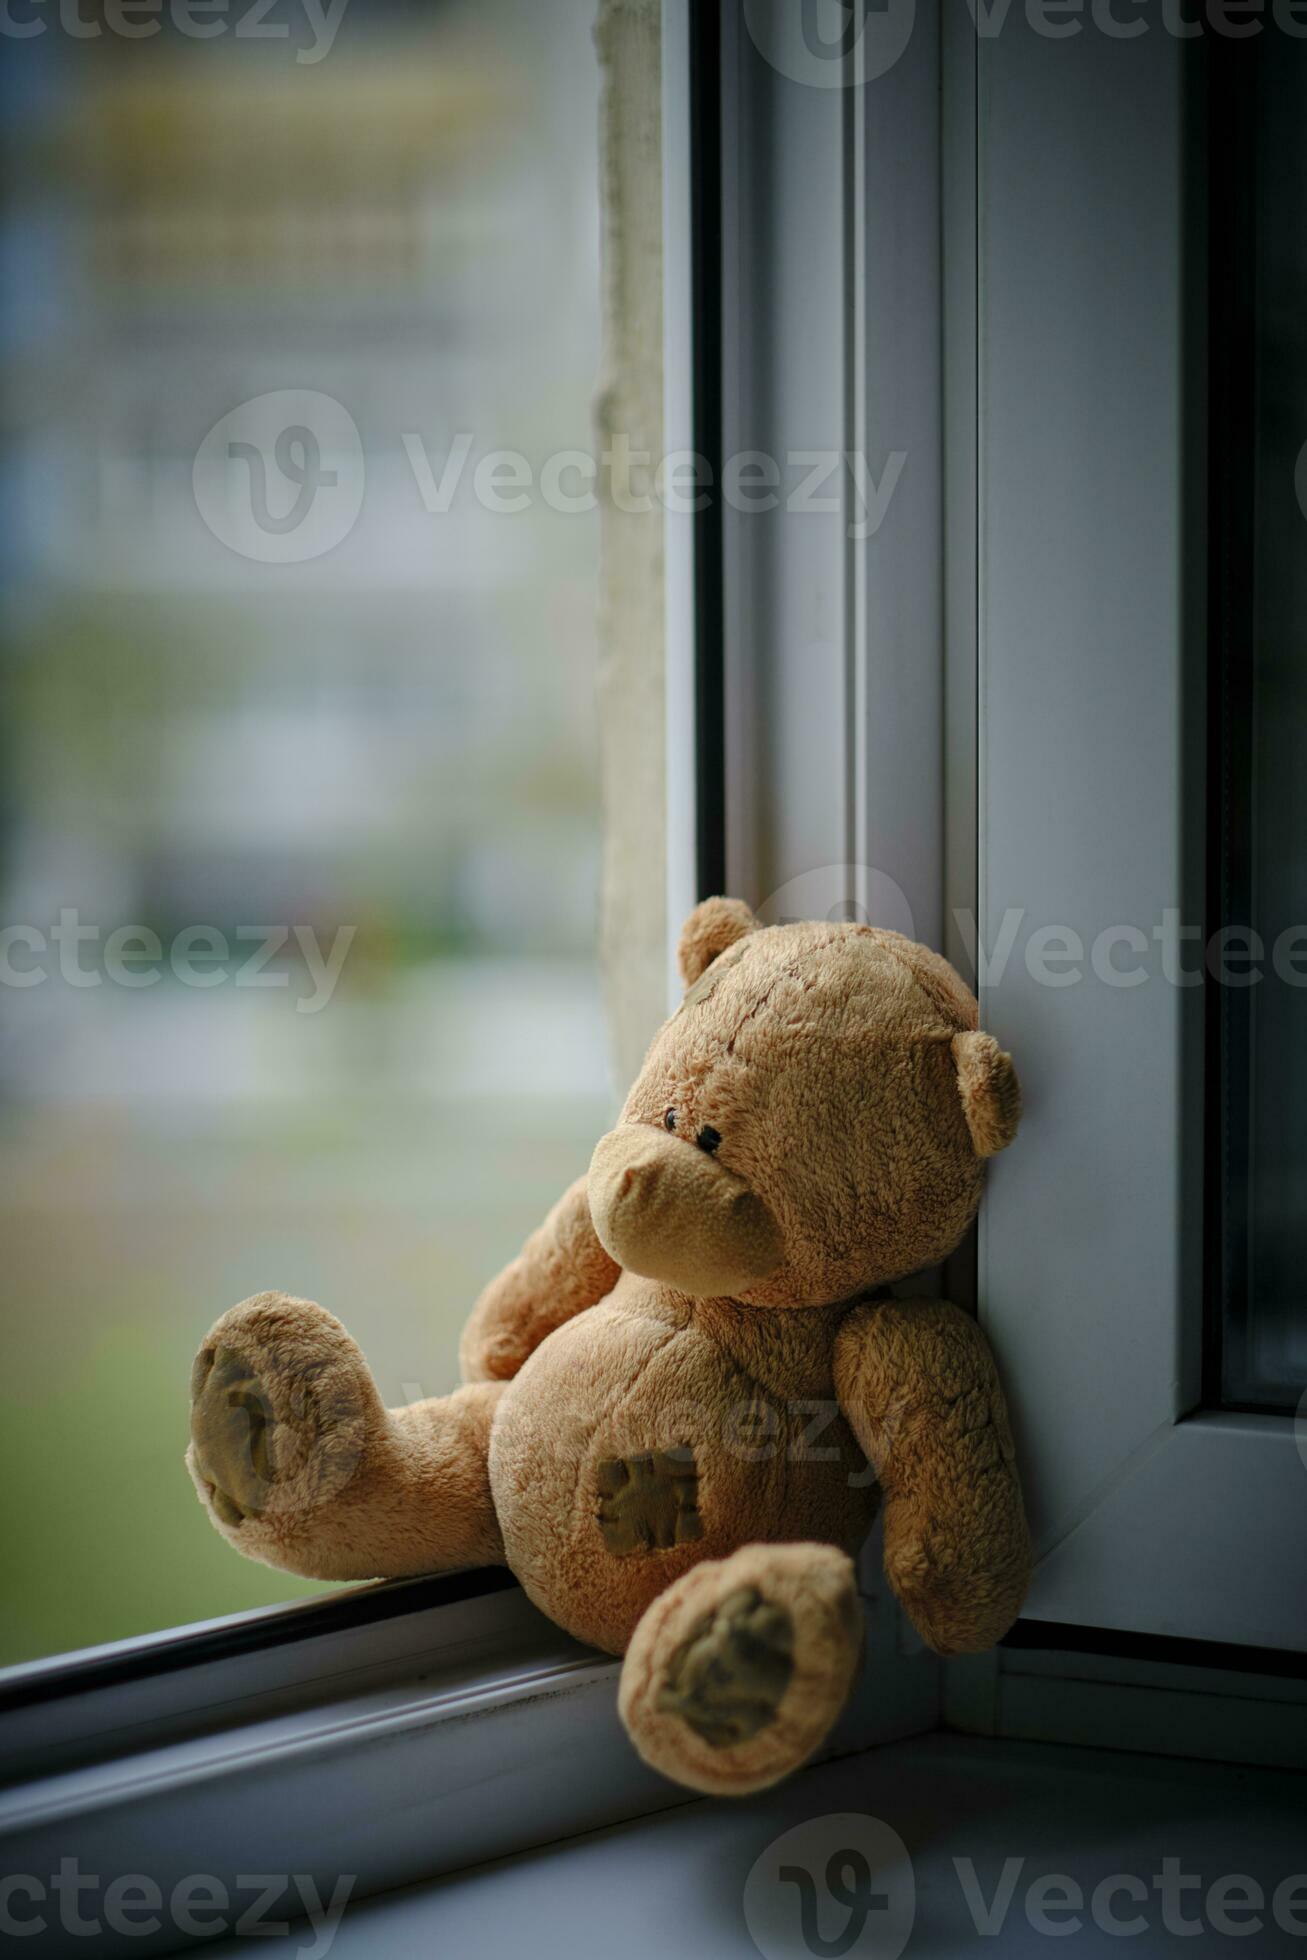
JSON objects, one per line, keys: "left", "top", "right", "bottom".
{"left": 187, "top": 1292, "right": 376, "bottom": 1555}
{"left": 657, "top": 1585, "right": 794, "bottom": 1746}
{"left": 191, "top": 1345, "right": 278, "bottom": 1523}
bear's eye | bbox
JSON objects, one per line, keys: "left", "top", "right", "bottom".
{"left": 663, "top": 1108, "right": 677, "bottom": 1132}
{"left": 696, "top": 1125, "right": 722, "bottom": 1154}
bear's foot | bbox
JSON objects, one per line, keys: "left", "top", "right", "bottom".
{"left": 187, "top": 1292, "right": 383, "bottom": 1573}
{"left": 618, "top": 1543, "right": 863, "bottom": 1796}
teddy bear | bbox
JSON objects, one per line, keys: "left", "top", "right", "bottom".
{"left": 187, "top": 898, "right": 1029, "bottom": 1796}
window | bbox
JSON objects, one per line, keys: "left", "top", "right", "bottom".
{"left": 0, "top": 10, "right": 946, "bottom": 1917}
{"left": 0, "top": 0, "right": 610, "bottom": 1666}
{"left": 3, "top": 10, "right": 1303, "bottom": 1943}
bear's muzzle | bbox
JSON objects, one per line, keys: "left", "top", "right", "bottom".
{"left": 588, "top": 1125, "right": 783, "bottom": 1297}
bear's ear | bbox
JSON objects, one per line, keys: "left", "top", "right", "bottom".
{"left": 951, "top": 1030, "right": 1021, "bottom": 1157}
{"left": 678, "top": 896, "right": 757, "bottom": 988}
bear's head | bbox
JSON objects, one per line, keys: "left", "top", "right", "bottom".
{"left": 588, "top": 897, "right": 1020, "bottom": 1307}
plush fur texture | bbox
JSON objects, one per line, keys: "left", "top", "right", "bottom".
{"left": 834, "top": 1297, "right": 1029, "bottom": 1653}
{"left": 188, "top": 902, "right": 1029, "bottom": 1795}
{"left": 952, "top": 1030, "right": 1022, "bottom": 1158}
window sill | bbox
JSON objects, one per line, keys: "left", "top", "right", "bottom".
{"left": 202, "top": 1731, "right": 1307, "bottom": 1960}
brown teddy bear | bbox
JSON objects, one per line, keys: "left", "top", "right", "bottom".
{"left": 187, "top": 900, "right": 1029, "bottom": 1795}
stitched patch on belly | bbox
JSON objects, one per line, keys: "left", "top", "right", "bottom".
{"left": 596, "top": 1446, "right": 703, "bottom": 1555}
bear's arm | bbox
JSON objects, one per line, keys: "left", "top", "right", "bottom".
{"left": 459, "top": 1175, "right": 620, "bottom": 1383}
{"left": 833, "top": 1297, "right": 1031, "bottom": 1655}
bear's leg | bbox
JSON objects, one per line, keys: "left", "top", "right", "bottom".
{"left": 617, "top": 1543, "right": 862, "bottom": 1797}
{"left": 187, "top": 1293, "right": 505, "bottom": 1583}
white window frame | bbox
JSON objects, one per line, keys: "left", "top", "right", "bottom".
{"left": 974, "top": 15, "right": 1307, "bottom": 1659}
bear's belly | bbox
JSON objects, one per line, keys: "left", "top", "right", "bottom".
{"left": 487, "top": 1292, "right": 877, "bottom": 1654}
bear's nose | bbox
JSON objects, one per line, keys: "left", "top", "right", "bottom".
{"left": 588, "top": 1126, "right": 782, "bottom": 1298}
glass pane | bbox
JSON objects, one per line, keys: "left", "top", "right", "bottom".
{"left": 1205, "top": 41, "right": 1307, "bottom": 1412}
{"left": 0, "top": 2, "right": 609, "bottom": 1663}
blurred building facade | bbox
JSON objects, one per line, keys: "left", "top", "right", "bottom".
{"left": 0, "top": 0, "right": 613, "bottom": 1661}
